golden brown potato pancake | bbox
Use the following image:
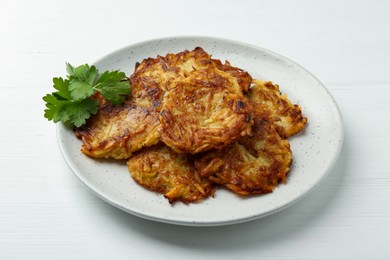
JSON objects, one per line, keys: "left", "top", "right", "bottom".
{"left": 74, "top": 93, "right": 160, "bottom": 159}
{"left": 130, "top": 47, "right": 254, "bottom": 154}
{"left": 212, "top": 59, "right": 252, "bottom": 92}
{"left": 159, "top": 69, "right": 253, "bottom": 154}
{"left": 129, "top": 47, "right": 252, "bottom": 111}
{"left": 129, "top": 47, "right": 212, "bottom": 111}
{"left": 194, "top": 80, "right": 307, "bottom": 195}
{"left": 248, "top": 80, "right": 307, "bottom": 138}
{"left": 195, "top": 116, "right": 292, "bottom": 195}
{"left": 127, "top": 144, "right": 215, "bottom": 204}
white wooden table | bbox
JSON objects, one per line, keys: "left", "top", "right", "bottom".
{"left": 1, "top": 0, "right": 389, "bottom": 259}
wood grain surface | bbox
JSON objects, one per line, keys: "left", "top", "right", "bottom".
{"left": 0, "top": 0, "right": 389, "bottom": 259}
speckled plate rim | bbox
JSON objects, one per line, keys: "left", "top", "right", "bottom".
{"left": 57, "top": 35, "right": 344, "bottom": 226}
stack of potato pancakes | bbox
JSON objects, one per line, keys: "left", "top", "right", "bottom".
{"left": 75, "top": 48, "right": 307, "bottom": 204}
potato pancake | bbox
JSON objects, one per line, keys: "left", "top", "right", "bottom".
{"left": 130, "top": 47, "right": 254, "bottom": 154}
{"left": 127, "top": 144, "right": 215, "bottom": 204}
{"left": 129, "top": 47, "right": 212, "bottom": 111}
{"left": 75, "top": 94, "right": 160, "bottom": 159}
{"left": 195, "top": 116, "right": 292, "bottom": 195}
{"left": 248, "top": 80, "right": 307, "bottom": 138}
{"left": 160, "top": 70, "right": 252, "bottom": 154}
{"left": 129, "top": 47, "right": 252, "bottom": 111}
{"left": 212, "top": 59, "right": 252, "bottom": 92}
{"left": 194, "top": 80, "right": 307, "bottom": 195}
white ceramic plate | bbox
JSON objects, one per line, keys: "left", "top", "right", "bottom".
{"left": 57, "top": 36, "right": 343, "bottom": 226}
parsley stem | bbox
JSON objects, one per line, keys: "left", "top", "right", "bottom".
{"left": 93, "top": 82, "right": 102, "bottom": 90}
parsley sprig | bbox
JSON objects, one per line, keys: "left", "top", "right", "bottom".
{"left": 43, "top": 63, "right": 130, "bottom": 127}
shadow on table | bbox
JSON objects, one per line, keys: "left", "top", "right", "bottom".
{"left": 92, "top": 138, "right": 348, "bottom": 254}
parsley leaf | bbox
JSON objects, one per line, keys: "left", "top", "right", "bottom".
{"left": 63, "top": 98, "right": 99, "bottom": 127}
{"left": 68, "top": 79, "right": 95, "bottom": 101}
{"left": 43, "top": 63, "right": 131, "bottom": 127}
{"left": 66, "top": 63, "right": 99, "bottom": 101}
{"left": 43, "top": 93, "right": 68, "bottom": 123}
{"left": 66, "top": 63, "right": 99, "bottom": 85}
{"left": 95, "top": 71, "right": 130, "bottom": 105}
{"left": 52, "top": 77, "right": 71, "bottom": 100}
